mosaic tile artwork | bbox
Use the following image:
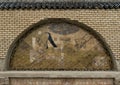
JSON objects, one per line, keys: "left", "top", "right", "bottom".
{"left": 10, "top": 23, "right": 112, "bottom": 70}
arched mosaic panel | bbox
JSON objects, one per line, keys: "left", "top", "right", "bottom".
{"left": 8, "top": 19, "right": 113, "bottom": 71}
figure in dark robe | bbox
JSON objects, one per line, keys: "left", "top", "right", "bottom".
{"left": 36, "top": 32, "right": 57, "bottom": 53}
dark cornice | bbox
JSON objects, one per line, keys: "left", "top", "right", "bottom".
{"left": 0, "top": 2, "right": 120, "bottom": 9}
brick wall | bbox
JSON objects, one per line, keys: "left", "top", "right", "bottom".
{"left": 0, "top": 9, "right": 120, "bottom": 70}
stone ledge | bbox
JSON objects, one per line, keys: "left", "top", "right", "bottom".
{"left": 0, "top": 71, "right": 119, "bottom": 78}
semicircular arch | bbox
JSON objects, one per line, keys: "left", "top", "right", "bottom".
{"left": 5, "top": 18, "right": 117, "bottom": 71}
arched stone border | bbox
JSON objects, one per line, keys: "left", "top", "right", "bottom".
{"left": 4, "top": 18, "right": 117, "bottom": 71}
